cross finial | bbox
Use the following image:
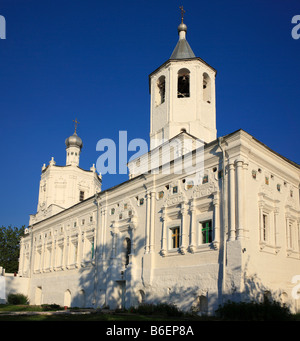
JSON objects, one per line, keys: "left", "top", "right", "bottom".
{"left": 179, "top": 6, "right": 185, "bottom": 23}
{"left": 73, "top": 118, "right": 80, "bottom": 134}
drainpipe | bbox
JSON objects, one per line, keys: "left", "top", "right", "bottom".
{"left": 218, "top": 137, "right": 227, "bottom": 303}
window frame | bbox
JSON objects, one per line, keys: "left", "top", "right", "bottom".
{"left": 203, "top": 72, "right": 211, "bottom": 103}
{"left": 200, "top": 220, "right": 213, "bottom": 245}
{"left": 168, "top": 225, "right": 181, "bottom": 251}
{"left": 177, "top": 68, "right": 190, "bottom": 98}
{"left": 286, "top": 218, "right": 298, "bottom": 252}
{"left": 155, "top": 75, "right": 166, "bottom": 106}
{"left": 262, "top": 213, "right": 269, "bottom": 243}
{"left": 259, "top": 205, "right": 272, "bottom": 246}
{"left": 195, "top": 212, "right": 214, "bottom": 249}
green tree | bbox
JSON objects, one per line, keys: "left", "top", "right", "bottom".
{"left": 0, "top": 225, "right": 25, "bottom": 273}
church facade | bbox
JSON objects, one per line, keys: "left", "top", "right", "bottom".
{"left": 17, "top": 15, "right": 300, "bottom": 314}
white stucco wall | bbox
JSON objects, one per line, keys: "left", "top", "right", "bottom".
{"left": 16, "top": 130, "right": 300, "bottom": 314}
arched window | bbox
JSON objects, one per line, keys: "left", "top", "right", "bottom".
{"left": 177, "top": 68, "right": 190, "bottom": 98}
{"left": 78, "top": 289, "right": 86, "bottom": 308}
{"left": 35, "top": 286, "right": 42, "bottom": 305}
{"left": 124, "top": 238, "right": 131, "bottom": 267}
{"left": 64, "top": 289, "right": 71, "bottom": 308}
{"left": 155, "top": 76, "right": 165, "bottom": 106}
{"left": 203, "top": 73, "right": 211, "bottom": 103}
{"left": 138, "top": 290, "right": 145, "bottom": 304}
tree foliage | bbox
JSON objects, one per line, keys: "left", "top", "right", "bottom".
{"left": 0, "top": 225, "right": 25, "bottom": 273}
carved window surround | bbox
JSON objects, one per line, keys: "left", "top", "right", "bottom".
{"left": 160, "top": 181, "right": 219, "bottom": 256}
{"left": 285, "top": 205, "right": 300, "bottom": 259}
{"left": 258, "top": 186, "right": 281, "bottom": 255}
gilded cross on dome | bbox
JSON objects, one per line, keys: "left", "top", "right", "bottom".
{"left": 73, "top": 118, "right": 80, "bottom": 134}
{"left": 179, "top": 6, "right": 185, "bottom": 23}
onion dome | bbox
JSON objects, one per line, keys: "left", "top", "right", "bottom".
{"left": 65, "top": 132, "right": 83, "bottom": 150}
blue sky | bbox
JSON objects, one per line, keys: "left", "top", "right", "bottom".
{"left": 0, "top": 0, "right": 299, "bottom": 228}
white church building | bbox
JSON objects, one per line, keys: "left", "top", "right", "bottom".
{"left": 14, "top": 14, "right": 300, "bottom": 314}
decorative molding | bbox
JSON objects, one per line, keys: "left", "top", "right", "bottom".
{"left": 163, "top": 192, "right": 186, "bottom": 207}
{"left": 259, "top": 241, "right": 281, "bottom": 255}
{"left": 192, "top": 182, "right": 218, "bottom": 199}
{"left": 258, "top": 184, "right": 274, "bottom": 200}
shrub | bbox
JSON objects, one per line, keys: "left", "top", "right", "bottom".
{"left": 130, "top": 302, "right": 183, "bottom": 317}
{"left": 41, "top": 304, "right": 63, "bottom": 311}
{"left": 7, "top": 293, "right": 29, "bottom": 305}
{"left": 154, "top": 302, "right": 183, "bottom": 317}
{"left": 216, "top": 299, "right": 292, "bottom": 321}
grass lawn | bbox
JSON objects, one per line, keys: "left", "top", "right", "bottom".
{"left": 0, "top": 304, "right": 207, "bottom": 321}
{"left": 0, "top": 313, "right": 166, "bottom": 321}
{"left": 1, "top": 304, "right": 299, "bottom": 321}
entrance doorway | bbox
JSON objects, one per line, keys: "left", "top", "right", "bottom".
{"left": 35, "top": 286, "right": 42, "bottom": 305}
{"left": 64, "top": 289, "right": 71, "bottom": 308}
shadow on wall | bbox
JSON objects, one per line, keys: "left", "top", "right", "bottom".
{"left": 58, "top": 237, "right": 295, "bottom": 314}
{"left": 26, "top": 228, "right": 297, "bottom": 314}
{"left": 2, "top": 275, "right": 30, "bottom": 304}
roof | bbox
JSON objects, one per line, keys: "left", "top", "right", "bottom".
{"left": 28, "top": 129, "right": 299, "bottom": 229}
{"left": 170, "top": 37, "right": 195, "bottom": 59}
{"left": 148, "top": 20, "right": 216, "bottom": 92}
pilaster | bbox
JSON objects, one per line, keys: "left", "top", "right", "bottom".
{"left": 228, "top": 161, "right": 236, "bottom": 241}
{"left": 180, "top": 201, "right": 188, "bottom": 254}
{"left": 235, "top": 158, "right": 244, "bottom": 240}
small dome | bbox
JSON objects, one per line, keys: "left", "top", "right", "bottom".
{"left": 65, "top": 133, "right": 83, "bottom": 150}
{"left": 178, "top": 22, "right": 187, "bottom": 33}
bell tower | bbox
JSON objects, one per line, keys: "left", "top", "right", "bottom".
{"left": 149, "top": 8, "right": 217, "bottom": 150}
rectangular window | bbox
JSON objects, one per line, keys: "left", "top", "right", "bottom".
{"left": 288, "top": 222, "right": 292, "bottom": 249}
{"left": 91, "top": 241, "right": 95, "bottom": 259}
{"left": 262, "top": 214, "right": 268, "bottom": 242}
{"left": 201, "top": 220, "right": 212, "bottom": 244}
{"left": 170, "top": 227, "right": 180, "bottom": 249}
{"left": 288, "top": 220, "right": 296, "bottom": 250}
{"left": 79, "top": 191, "right": 85, "bottom": 202}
